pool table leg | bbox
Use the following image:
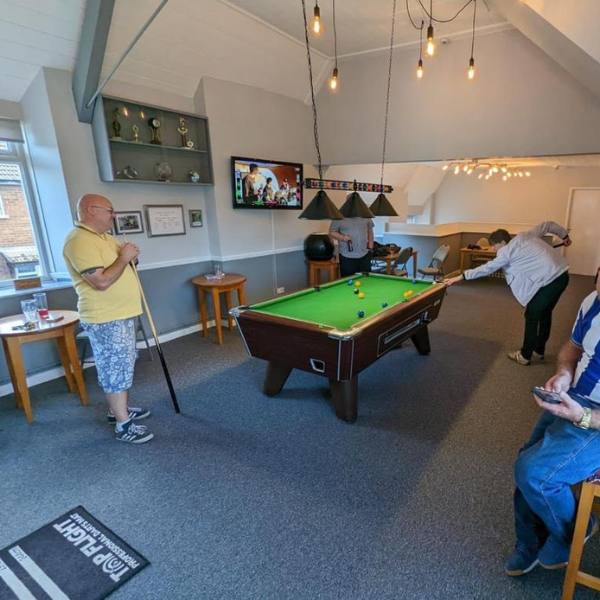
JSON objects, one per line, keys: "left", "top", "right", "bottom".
{"left": 411, "top": 326, "right": 431, "bottom": 355}
{"left": 263, "top": 362, "right": 293, "bottom": 396}
{"left": 329, "top": 376, "right": 358, "bottom": 423}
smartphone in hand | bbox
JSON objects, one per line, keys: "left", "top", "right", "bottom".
{"left": 532, "top": 386, "right": 562, "bottom": 404}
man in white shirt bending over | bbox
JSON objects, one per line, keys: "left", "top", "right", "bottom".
{"left": 446, "top": 222, "right": 571, "bottom": 365}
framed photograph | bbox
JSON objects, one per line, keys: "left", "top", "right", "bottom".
{"left": 189, "top": 209, "right": 203, "bottom": 228}
{"left": 113, "top": 211, "right": 144, "bottom": 234}
{"left": 145, "top": 204, "right": 186, "bottom": 237}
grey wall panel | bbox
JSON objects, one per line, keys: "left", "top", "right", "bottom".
{"left": 0, "top": 253, "right": 309, "bottom": 387}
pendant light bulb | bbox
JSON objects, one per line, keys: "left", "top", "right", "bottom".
{"left": 312, "top": 3, "right": 321, "bottom": 34}
{"left": 329, "top": 67, "right": 338, "bottom": 90}
{"left": 468, "top": 57, "right": 475, "bottom": 80}
{"left": 426, "top": 24, "right": 435, "bottom": 56}
{"left": 416, "top": 59, "right": 424, "bottom": 79}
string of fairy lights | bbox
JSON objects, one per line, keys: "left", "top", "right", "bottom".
{"left": 443, "top": 161, "right": 532, "bottom": 181}
{"left": 311, "top": 0, "right": 480, "bottom": 90}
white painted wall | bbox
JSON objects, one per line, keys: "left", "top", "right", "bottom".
{"left": 199, "top": 77, "right": 325, "bottom": 258}
{"left": 36, "top": 68, "right": 212, "bottom": 269}
{"left": 317, "top": 28, "right": 600, "bottom": 164}
{"left": 433, "top": 166, "right": 600, "bottom": 225}
{"left": 20, "top": 69, "right": 73, "bottom": 275}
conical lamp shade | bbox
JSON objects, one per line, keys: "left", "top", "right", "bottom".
{"left": 339, "top": 192, "right": 375, "bottom": 218}
{"left": 370, "top": 193, "right": 398, "bottom": 216}
{"left": 299, "top": 190, "right": 343, "bottom": 220}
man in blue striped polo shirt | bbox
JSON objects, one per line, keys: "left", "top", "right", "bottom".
{"left": 506, "top": 266, "right": 600, "bottom": 576}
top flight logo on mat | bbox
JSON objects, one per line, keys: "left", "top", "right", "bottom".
{"left": 0, "top": 506, "right": 149, "bottom": 599}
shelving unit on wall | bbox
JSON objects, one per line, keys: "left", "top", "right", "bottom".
{"left": 91, "top": 95, "right": 213, "bottom": 186}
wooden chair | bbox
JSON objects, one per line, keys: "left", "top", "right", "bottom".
{"left": 562, "top": 469, "right": 600, "bottom": 600}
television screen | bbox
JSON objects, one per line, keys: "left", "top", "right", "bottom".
{"left": 232, "top": 156, "right": 303, "bottom": 209}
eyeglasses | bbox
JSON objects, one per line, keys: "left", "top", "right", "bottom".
{"left": 91, "top": 205, "right": 115, "bottom": 215}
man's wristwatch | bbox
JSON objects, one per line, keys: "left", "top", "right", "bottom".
{"left": 574, "top": 407, "right": 592, "bottom": 429}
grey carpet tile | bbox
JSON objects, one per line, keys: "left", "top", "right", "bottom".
{"left": 1, "top": 275, "right": 599, "bottom": 599}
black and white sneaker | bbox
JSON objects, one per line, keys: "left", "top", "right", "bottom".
{"left": 107, "top": 407, "right": 151, "bottom": 423}
{"left": 115, "top": 421, "right": 154, "bottom": 444}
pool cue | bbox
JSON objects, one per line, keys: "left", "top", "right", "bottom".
{"left": 121, "top": 234, "right": 181, "bottom": 413}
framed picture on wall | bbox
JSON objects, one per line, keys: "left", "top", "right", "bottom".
{"left": 189, "top": 209, "right": 203, "bottom": 227}
{"left": 145, "top": 204, "right": 186, "bottom": 237}
{"left": 113, "top": 211, "right": 144, "bottom": 234}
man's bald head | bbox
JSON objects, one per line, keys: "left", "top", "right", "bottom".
{"left": 77, "top": 194, "right": 114, "bottom": 233}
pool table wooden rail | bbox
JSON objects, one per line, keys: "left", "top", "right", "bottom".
{"left": 231, "top": 282, "right": 446, "bottom": 422}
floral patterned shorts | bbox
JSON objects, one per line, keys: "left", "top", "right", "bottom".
{"left": 81, "top": 318, "right": 137, "bottom": 394}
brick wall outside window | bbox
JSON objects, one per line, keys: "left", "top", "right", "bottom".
{"left": 0, "top": 185, "right": 35, "bottom": 246}
{"left": 0, "top": 184, "right": 38, "bottom": 281}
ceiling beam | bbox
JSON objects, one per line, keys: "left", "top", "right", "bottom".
{"left": 72, "top": 0, "right": 115, "bottom": 123}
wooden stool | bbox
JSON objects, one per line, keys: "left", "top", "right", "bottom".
{"left": 562, "top": 469, "right": 600, "bottom": 600}
{"left": 307, "top": 259, "right": 339, "bottom": 287}
{"left": 192, "top": 273, "right": 247, "bottom": 345}
{"left": 0, "top": 310, "right": 89, "bottom": 423}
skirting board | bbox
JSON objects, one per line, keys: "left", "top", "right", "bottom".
{"left": 0, "top": 318, "right": 230, "bottom": 398}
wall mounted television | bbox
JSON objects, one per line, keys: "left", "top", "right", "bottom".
{"left": 232, "top": 156, "right": 303, "bottom": 210}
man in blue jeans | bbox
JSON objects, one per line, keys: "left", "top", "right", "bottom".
{"left": 506, "top": 265, "right": 600, "bottom": 575}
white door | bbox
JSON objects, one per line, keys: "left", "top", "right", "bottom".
{"left": 566, "top": 189, "right": 600, "bottom": 276}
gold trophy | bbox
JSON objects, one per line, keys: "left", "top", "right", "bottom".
{"left": 177, "top": 117, "right": 195, "bottom": 149}
{"left": 148, "top": 117, "right": 162, "bottom": 145}
{"left": 131, "top": 124, "right": 140, "bottom": 142}
{"left": 111, "top": 108, "right": 122, "bottom": 140}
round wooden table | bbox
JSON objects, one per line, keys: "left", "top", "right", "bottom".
{"left": 191, "top": 274, "right": 247, "bottom": 345}
{"left": 0, "top": 310, "right": 88, "bottom": 423}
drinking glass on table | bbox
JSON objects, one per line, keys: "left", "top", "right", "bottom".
{"left": 33, "top": 292, "right": 49, "bottom": 319}
{"left": 20, "top": 299, "right": 38, "bottom": 324}
{"left": 213, "top": 262, "right": 224, "bottom": 278}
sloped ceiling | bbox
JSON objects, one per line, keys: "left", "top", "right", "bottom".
{"left": 101, "top": 0, "right": 329, "bottom": 103}
{"left": 0, "top": 0, "right": 85, "bottom": 102}
{"left": 225, "top": 0, "right": 507, "bottom": 57}
{"left": 488, "top": 0, "right": 600, "bottom": 100}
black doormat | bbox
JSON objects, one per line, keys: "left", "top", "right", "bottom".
{"left": 0, "top": 506, "right": 149, "bottom": 599}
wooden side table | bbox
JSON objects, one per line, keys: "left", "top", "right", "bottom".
{"left": 307, "top": 259, "right": 339, "bottom": 287}
{"left": 192, "top": 273, "right": 247, "bottom": 345}
{"left": 0, "top": 310, "right": 89, "bottom": 423}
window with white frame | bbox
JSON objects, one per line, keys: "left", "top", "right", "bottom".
{"left": 0, "top": 120, "right": 48, "bottom": 285}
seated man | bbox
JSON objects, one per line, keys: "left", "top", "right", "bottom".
{"left": 506, "top": 265, "right": 600, "bottom": 576}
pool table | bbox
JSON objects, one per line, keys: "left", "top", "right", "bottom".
{"left": 231, "top": 273, "right": 446, "bottom": 422}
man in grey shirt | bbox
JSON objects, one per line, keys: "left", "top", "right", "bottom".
{"left": 446, "top": 222, "right": 571, "bottom": 365}
{"left": 329, "top": 217, "right": 374, "bottom": 277}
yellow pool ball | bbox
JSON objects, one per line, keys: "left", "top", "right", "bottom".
{"left": 358, "top": 292, "right": 365, "bottom": 299}
{"left": 403, "top": 290, "right": 413, "bottom": 298}
{"left": 354, "top": 280, "right": 361, "bottom": 288}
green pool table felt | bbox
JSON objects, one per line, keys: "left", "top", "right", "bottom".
{"left": 251, "top": 274, "right": 435, "bottom": 330}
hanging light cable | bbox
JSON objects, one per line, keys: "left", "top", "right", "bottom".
{"left": 370, "top": 0, "right": 398, "bottom": 218}
{"left": 417, "top": 19, "right": 424, "bottom": 78}
{"left": 329, "top": 0, "right": 339, "bottom": 90}
{"left": 299, "top": 0, "right": 342, "bottom": 220}
{"left": 468, "top": 0, "right": 477, "bottom": 79}
{"left": 312, "top": 0, "right": 322, "bottom": 34}
{"left": 426, "top": 0, "right": 435, "bottom": 56}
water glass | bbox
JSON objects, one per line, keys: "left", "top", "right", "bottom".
{"left": 213, "top": 262, "right": 224, "bottom": 277}
{"left": 21, "top": 299, "right": 38, "bottom": 324}
{"left": 33, "top": 292, "right": 49, "bottom": 319}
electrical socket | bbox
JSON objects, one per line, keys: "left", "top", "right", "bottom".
{"left": 276, "top": 287, "right": 285, "bottom": 294}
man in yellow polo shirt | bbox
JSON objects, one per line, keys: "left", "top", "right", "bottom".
{"left": 63, "top": 194, "right": 153, "bottom": 444}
